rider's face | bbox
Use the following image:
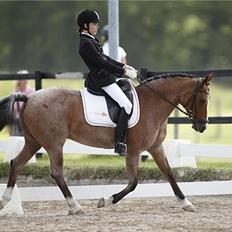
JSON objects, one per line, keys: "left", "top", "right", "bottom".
{"left": 88, "top": 22, "right": 99, "bottom": 35}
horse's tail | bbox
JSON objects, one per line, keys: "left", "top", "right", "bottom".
{"left": 0, "top": 93, "right": 28, "bottom": 131}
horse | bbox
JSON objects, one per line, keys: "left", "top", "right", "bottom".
{"left": 0, "top": 72, "right": 213, "bottom": 215}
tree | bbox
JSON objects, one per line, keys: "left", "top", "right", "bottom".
{"left": 0, "top": 1, "right": 231, "bottom": 72}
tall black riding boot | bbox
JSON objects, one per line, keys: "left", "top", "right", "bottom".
{"left": 114, "top": 107, "right": 130, "bottom": 156}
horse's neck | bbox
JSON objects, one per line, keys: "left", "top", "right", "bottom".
{"left": 137, "top": 78, "right": 195, "bottom": 122}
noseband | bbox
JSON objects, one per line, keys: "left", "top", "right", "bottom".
{"left": 184, "top": 79, "right": 209, "bottom": 124}
{"left": 137, "top": 75, "right": 208, "bottom": 124}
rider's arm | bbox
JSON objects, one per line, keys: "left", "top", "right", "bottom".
{"left": 80, "top": 41, "right": 125, "bottom": 76}
{"left": 104, "top": 55, "right": 124, "bottom": 68}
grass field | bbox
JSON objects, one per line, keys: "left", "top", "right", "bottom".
{"left": 1, "top": 153, "right": 232, "bottom": 182}
{"left": 1, "top": 152, "right": 232, "bottom": 169}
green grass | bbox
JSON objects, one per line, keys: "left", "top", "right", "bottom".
{"left": 1, "top": 153, "right": 232, "bottom": 170}
{"left": 196, "top": 157, "right": 232, "bottom": 169}
{"left": 0, "top": 153, "right": 232, "bottom": 181}
{"left": 40, "top": 154, "right": 232, "bottom": 169}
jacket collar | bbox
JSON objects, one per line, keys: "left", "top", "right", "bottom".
{"left": 80, "top": 33, "right": 100, "bottom": 43}
{"left": 81, "top": 32, "right": 95, "bottom": 39}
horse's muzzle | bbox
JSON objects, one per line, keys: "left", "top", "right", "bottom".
{"left": 192, "top": 122, "right": 207, "bottom": 133}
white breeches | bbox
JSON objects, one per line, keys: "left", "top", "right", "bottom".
{"left": 102, "top": 83, "right": 132, "bottom": 114}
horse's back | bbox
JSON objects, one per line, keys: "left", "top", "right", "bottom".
{"left": 27, "top": 88, "right": 80, "bottom": 110}
{"left": 29, "top": 87, "right": 80, "bottom": 101}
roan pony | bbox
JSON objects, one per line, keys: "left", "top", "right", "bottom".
{"left": 0, "top": 72, "right": 213, "bottom": 215}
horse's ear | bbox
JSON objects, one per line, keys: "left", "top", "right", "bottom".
{"left": 201, "top": 72, "right": 213, "bottom": 86}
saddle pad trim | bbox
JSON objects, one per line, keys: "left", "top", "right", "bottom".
{"left": 81, "top": 83, "right": 140, "bottom": 128}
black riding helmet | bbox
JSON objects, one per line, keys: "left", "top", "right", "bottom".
{"left": 77, "top": 9, "right": 100, "bottom": 33}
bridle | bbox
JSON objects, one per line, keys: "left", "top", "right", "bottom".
{"left": 137, "top": 73, "right": 209, "bottom": 124}
{"left": 183, "top": 79, "right": 209, "bottom": 124}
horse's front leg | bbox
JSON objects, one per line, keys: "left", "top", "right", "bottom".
{"left": 97, "top": 151, "right": 139, "bottom": 208}
{"left": 148, "top": 144, "right": 196, "bottom": 212}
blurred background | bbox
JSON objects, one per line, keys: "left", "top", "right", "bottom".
{"left": 0, "top": 0, "right": 232, "bottom": 144}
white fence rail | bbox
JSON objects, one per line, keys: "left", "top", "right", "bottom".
{"left": 0, "top": 137, "right": 232, "bottom": 167}
{"left": 1, "top": 181, "right": 232, "bottom": 202}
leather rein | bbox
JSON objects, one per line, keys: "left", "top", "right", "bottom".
{"left": 137, "top": 73, "right": 208, "bottom": 124}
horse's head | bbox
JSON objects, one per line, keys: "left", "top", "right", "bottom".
{"left": 183, "top": 73, "right": 213, "bottom": 133}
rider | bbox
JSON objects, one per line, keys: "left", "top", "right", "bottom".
{"left": 77, "top": 9, "right": 137, "bottom": 156}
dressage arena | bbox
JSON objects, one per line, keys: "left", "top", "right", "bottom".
{"left": 0, "top": 196, "right": 232, "bottom": 232}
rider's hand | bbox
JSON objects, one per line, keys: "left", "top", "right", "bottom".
{"left": 124, "top": 64, "right": 136, "bottom": 72}
{"left": 124, "top": 69, "right": 138, "bottom": 80}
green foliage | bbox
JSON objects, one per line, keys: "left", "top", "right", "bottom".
{"left": 0, "top": 162, "right": 50, "bottom": 179}
{"left": 0, "top": 163, "right": 9, "bottom": 177}
{"left": 0, "top": 1, "right": 231, "bottom": 72}
{"left": 20, "top": 164, "right": 50, "bottom": 179}
{"left": 0, "top": 155, "right": 232, "bottom": 182}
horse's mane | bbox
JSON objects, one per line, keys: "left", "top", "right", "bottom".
{"left": 140, "top": 72, "right": 197, "bottom": 83}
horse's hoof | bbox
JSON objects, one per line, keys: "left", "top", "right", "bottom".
{"left": 0, "top": 204, "right": 24, "bottom": 217}
{"left": 183, "top": 203, "right": 196, "bottom": 212}
{"left": 97, "top": 196, "right": 114, "bottom": 208}
{"left": 177, "top": 198, "right": 196, "bottom": 212}
{"left": 97, "top": 197, "right": 105, "bottom": 208}
{"left": 68, "top": 208, "right": 85, "bottom": 215}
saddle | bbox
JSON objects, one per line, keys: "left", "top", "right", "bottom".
{"left": 87, "top": 79, "right": 133, "bottom": 123}
{"left": 81, "top": 79, "right": 140, "bottom": 128}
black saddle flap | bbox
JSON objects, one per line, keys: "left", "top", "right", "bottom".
{"left": 87, "top": 79, "right": 134, "bottom": 123}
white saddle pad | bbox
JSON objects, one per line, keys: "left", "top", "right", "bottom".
{"left": 81, "top": 84, "right": 140, "bottom": 128}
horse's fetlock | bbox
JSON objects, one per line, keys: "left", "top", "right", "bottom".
{"left": 130, "top": 179, "right": 138, "bottom": 191}
{"left": 111, "top": 195, "right": 117, "bottom": 204}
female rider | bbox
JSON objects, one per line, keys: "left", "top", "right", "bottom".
{"left": 77, "top": 9, "right": 137, "bottom": 156}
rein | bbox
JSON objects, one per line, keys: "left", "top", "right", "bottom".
{"left": 137, "top": 73, "right": 205, "bottom": 123}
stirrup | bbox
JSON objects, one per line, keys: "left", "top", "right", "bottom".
{"left": 114, "top": 142, "right": 127, "bottom": 156}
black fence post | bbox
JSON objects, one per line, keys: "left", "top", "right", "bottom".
{"left": 35, "top": 71, "right": 42, "bottom": 90}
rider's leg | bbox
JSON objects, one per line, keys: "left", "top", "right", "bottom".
{"left": 102, "top": 83, "right": 132, "bottom": 114}
{"left": 102, "top": 83, "right": 132, "bottom": 155}
{"left": 114, "top": 107, "right": 130, "bottom": 155}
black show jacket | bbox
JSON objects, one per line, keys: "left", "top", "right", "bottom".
{"left": 79, "top": 33, "right": 125, "bottom": 90}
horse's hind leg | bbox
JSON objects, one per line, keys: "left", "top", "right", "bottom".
{"left": 98, "top": 151, "right": 139, "bottom": 207}
{"left": 148, "top": 144, "right": 196, "bottom": 212}
{"left": 1, "top": 138, "right": 41, "bottom": 211}
{"left": 47, "top": 147, "right": 83, "bottom": 215}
